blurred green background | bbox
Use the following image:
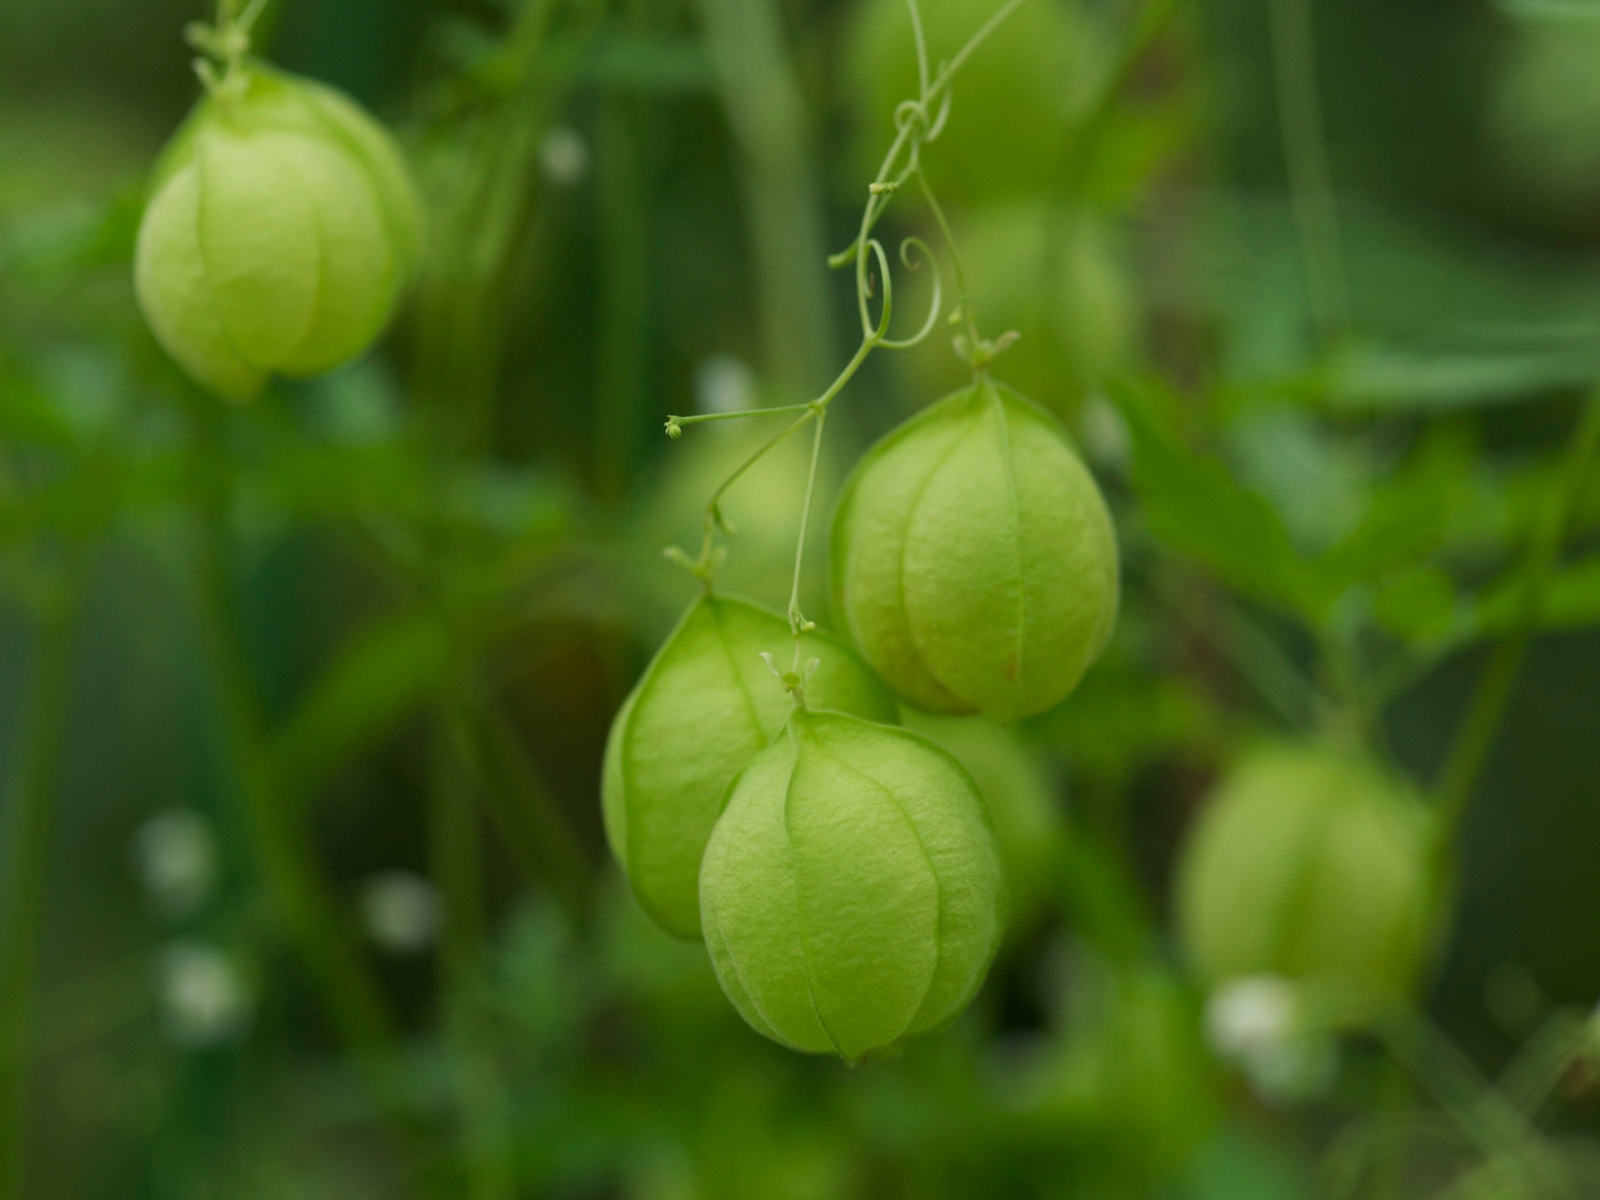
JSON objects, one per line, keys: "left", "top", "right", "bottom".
{"left": 5, "top": 0, "right": 1600, "bottom": 1196}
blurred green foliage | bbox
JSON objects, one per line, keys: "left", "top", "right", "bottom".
{"left": 5, "top": 0, "right": 1600, "bottom": 1198}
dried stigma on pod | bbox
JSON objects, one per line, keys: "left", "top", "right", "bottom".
{"left": 135, "top": 64, "right": 423, "bottom": 400}
{"left": 603, "top": 595, "right": 898, "bottom": 940}
{"left": 831, "top": 379, "right": 1119, "bottom": 723}
{"left": 699, "top": 709, "right": 1005, "bottom": 1064}
{"left": 1176, "top": 744, "right": 1434, "bottom": 999}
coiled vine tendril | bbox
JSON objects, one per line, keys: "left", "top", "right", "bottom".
{"left": 662, "top": 0, "right": 1028, "bottom": 670}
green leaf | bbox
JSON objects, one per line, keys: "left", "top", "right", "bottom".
{"left": 269, "top": 611, "right": 454, "bottom": 803}
{"left": 1114, "top": 379, "right": 1323, "bottom": 619}
{"left": 1477, "top": 555, "right": 1600, "bottom": 635}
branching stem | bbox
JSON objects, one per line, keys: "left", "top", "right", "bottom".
{"left": 1431, "top": 393, "right": 1600, "bottom": 881}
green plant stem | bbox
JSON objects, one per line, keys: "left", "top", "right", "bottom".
{"left": 443, "top": 690, "right": 589, "bottom": 924}
{"left": 786, "top": 405, "right": 828, "bottom": 639}
{"left": 192, "top": 508, "right": 418, "bottom": 1157}
{"left": 1375, "top": 1009, "right": 1559, "bottom": 1181}
{"left": 1431, "top": 394, "right": 1600, "bottom": 869}
{"left": 594, "top": 74, "right": 651, "bottom": 502}
{"left": 0, "top": 582, "right": 83, "bottom": 1200}
{"left": 1269, "top": 0, "right": 1347, "bottom": 345}
{"left": 429, "top": 709, "right": 516, "bottom": 1200}
{"left": 693, "top": 0, "right": 836, "bottom": 397}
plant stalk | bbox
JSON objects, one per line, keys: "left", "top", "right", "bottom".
{"left": 0, "top": 582, "right": 83, "bottom": 1200}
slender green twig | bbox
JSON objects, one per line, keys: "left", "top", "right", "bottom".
{"left": 1431, "top": 394, "right": 1600, "bottom": 874}
{"left": 192, "top": 504, "right": 420, "bottom": 1162}
{"left": 786, "top": 406, "right": 829, "bottom": 641}
{"left": 1269, "top": 0, "right": 1347, "bottom": 345}
{"left": 430, "top": 708, "right": 516, "bottom": 1200}
{"left": 0, "top": 576, "right": 83, "bottom": 1200}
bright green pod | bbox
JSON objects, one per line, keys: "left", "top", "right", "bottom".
{"left": 1175, "top": 744, "right": 1434, "bottom": 997}
{"left": 831, "top": 379, "right": 1119, "bottom": 723}
{"left": 603, "top": 594, "right": 898, "bottom": 941}
{"left": 135, "top": 64, "right": 423, "bottom": 401}
{"left": 699, "top": 709, "right": 1005, "bottom": 1064}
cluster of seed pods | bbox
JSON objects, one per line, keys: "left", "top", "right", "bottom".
{"left": 606, "top": 380, "right": 1121, "bottom": 1060}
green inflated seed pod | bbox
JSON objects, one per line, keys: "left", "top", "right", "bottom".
{"left": 699, "top": 708, "right": 1005, "bottom": 1063}
{"left": 1176, "top": 744, "right": 1434, "bottom": 998}
{"left": 135, "top": 63, "right": 423, "bottom": 401}
{"left": 831, "top": 379, "right": 1119, "bottom": 723}
{"left": 603, "top": 594, "right": 898, "bottom": 941}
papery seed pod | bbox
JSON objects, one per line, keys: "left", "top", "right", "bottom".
{"left": 135, "top": 64, "right": 423, "bottom": 401}
{"left": 603, "top": 595, "right": 898, "bottom": 940}
{"left": 1176, "top": 745, "right": 1434, "bottom": 998}
{"left": 699, "top": 709, "right": 1005, "bottom": 1063}
{"left": 831, "top": 379, "right": 1119, "bottom": 723}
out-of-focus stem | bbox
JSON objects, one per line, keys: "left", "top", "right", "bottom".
{"left": 430, "top": 708, "right": 516, "bottom": 1200}
{"left": 192, "top": 504, "right": 420, "bottom": 1167}
{"left": 1432, "top": 394, "right": 1600, "bottom": 873}
{"left": 1269, "top": 0, "right": 1347, "bottom": 345}
{"left": 693, "top": 0, "right": 835, "bottom": 398}
{"left": 0, "top": 580, "right": 83, "bottom": 1200}
{"left": 595, "top": 87, "right": 652, "bottom": 501}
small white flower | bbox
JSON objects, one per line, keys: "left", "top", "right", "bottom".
{"left": 694, "top": 356, "right": 756, "bottom": 417}
{"left": 158, "top": 941, "right": 251, "bottom": 1048}
{"left": 1206, "top": 974, "right": 1299, "bottom": 1059}
{"left": 1206, "top": 975, "right": 1339, "bottom": 1105}
{"left": 541, "top": 126, "right": 590, "bottom": 187}
{"left": 133, "top": 810, "right": 219, "bottom": 920}
{"left": 359, "top": 871, "right": 442, "bottom": 956}
{"left": 1077, "top": 394, "right": 1130, "bottom": 471}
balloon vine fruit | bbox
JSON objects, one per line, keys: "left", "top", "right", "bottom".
{"left": 1176, "top": 744, "right": 1434, "bottom": 998}
{"left": 831, "top": 379, "right": 1119, "bottom": 723}
{"left": 699, "top": 708, "right": 1005, "bottom": 1063}
{"left": 603, "top": 595, "right": 898, "bottom": 940}
{"left": 135, "top": 64, "right": 423, "bottom": 401}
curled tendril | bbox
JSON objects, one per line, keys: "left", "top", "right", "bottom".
{"left": 860, "top": 238, "right": 895, "bottom": 342}
{"left": 925, "top": 89, "right": 953, "bottom": 142}
{"left": 879, "top": 238, "right": 944, "bottom": 350}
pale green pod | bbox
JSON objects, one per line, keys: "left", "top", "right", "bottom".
{"left": 831, "top": 380, "right": 1119, "bottom": 723}
{"left": 135, "top": 64, "right": 423, "bottom": 401}
{"left": 1175, "top": 744, "right": 1433, "bottom": 997}
{"left": 603, "top": 594, "right": 898, "bottom": 941}
{"left": 699, "top": 709, "right": 1005, "bottom": 1064}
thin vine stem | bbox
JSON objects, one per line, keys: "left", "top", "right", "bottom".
{"left": 663, "top": 401, "right": 815, "bottom": 434}
{"left": 191, "top": 498, "right": 424, "bottom": 1171}
{"left": 1430, "top": 392, "right": 1600, "bottom": 879}
{"left": 1269, "top": 0, "right": 1347, "bottom": 344}
{"left": 787, "top": 406, "right": 829, "bottom": 641}
{"left": 665, "top": 0, "right": 1034, "bottom": 612}
{"left": 0, "top": 573, "right": 84, "bottom": 1200}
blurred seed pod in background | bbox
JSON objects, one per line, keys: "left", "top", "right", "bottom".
{"left": 627, "top": 412, "right": 842, "bottom": 634}
{"left": 699, "top": 709, "right": 1005, "bottom": 1063}
{"left": 1009, "top": 959, "right": 1217, "bottom": 1191}
{"left": 832, "top": 379, "right": 1119, "bottom": 723}
{"left": 604, "top": 595, "right": 898, "bottom": 941}
{"left": 135, "top": 64, "right": 422, "bottom": 400}
{"left": 900, "top": 709, "right": 1062, "bottom": 934}
{"left": 1487, "top": 21, "right": 1600, "bottom": 238}
{"left": 915, "top": 202, "right": 1139, "bottom": 409}
{"left": 844, "top": 0, "right": 1087, "bottom": 207}
{"left": 1175, "top": 743, "right": 1435, "bottom": 1000}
